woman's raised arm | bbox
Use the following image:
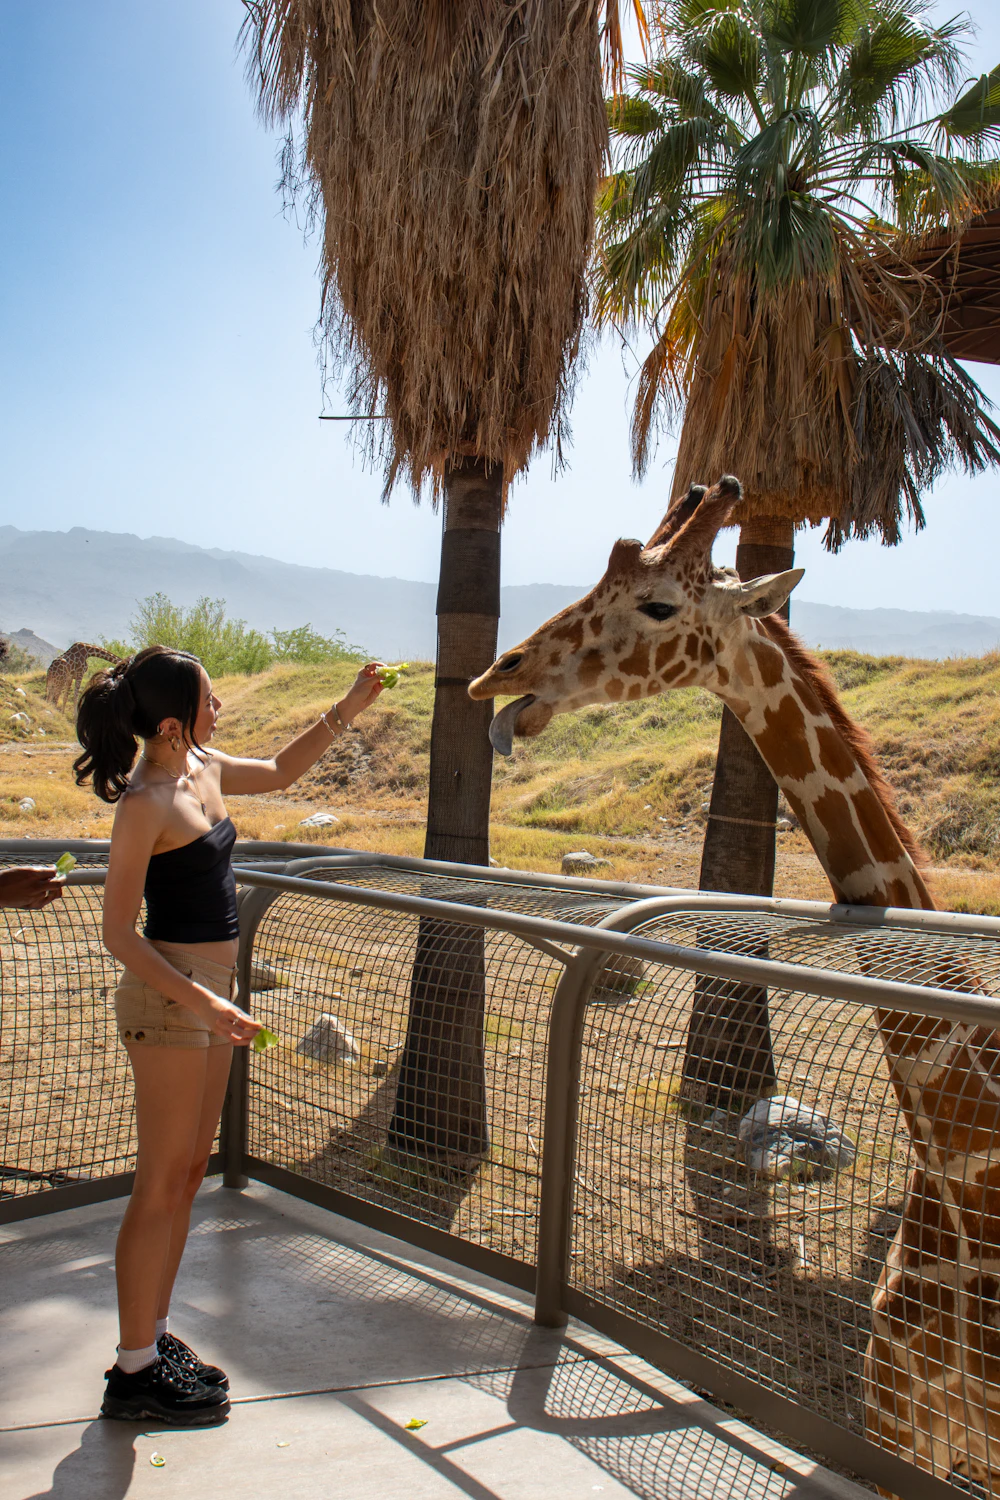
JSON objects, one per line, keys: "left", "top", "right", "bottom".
{"left": 214, "top": 663, "right": 384, "bottom": 795}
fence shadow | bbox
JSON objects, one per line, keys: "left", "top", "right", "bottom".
{"left": 287, "top": 1059, "right": 484, "bottom": 1232}
{"left": 599, "top": 1131, "right": 908, "bottom": 1489}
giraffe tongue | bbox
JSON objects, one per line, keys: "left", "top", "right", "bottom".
{"left": 489, "top": 695, "right": 536, "bottom": 757}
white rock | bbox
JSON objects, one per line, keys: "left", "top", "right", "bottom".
{"left": 298, "top": 812, "right": 340, "bottom": 828}
{"left": 19, "top": 797, "right": 36, "bottom": 812}
{"left": 15, "top": 687, "right": 26, "bottom": 697}
{"left": 561, "top": 851, "right": 610, "bottom": 874}
{"left": 295, "top": 1012, "right": 360, "bottom": 1065}
{"left": 594, "top": 952, "right": 646, "bottom": 997}
{"left": 249, "top": 961, "right": 280, "bottom": 992}
{"left": 739, "top": 1094, "right": 856, "bottom": 1180}
{"left": 9, "top": 712, "right": 29, "bottom": 725}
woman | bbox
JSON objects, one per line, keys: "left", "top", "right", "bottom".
{"left": 74, "top": 645, "right": 382, "bottom": 1425}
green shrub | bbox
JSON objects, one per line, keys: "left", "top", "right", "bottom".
{"left": 270, "top": 623, "right": 365, "bottom": 665}
{"left": 107, "top": 595, "right": 367, "bottom": 678}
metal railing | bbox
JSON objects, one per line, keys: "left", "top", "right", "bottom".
{"left": 3, "top": 842, "right": 1000, "bottom": 1499}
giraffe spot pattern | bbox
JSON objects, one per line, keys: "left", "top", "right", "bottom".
{"left": 654, "top": 639, "right": 678, "bottom": 670}
{"left": 551, "top": 619, "right": 584, "bottom": 651}
{"left": 749, "top": 638, "right": 785, "bottom": 689}
{"left": 755, "top": 695, "right": 813, "bottom": 783}
{"left": 813, "top": 784, "right": 871, "bottom": 878}
{"left": 579, "top": 650, "right": 604, "bottom": 688}
{"left": 816, "top": 725, "right": 857, "bottom": 781}
{"left": 606, "top": 678, "right": 624, "bottom": 700}
{"left": 852, "top": 784, "right": 908, "bottom": 868}
{"left": 619, "top": 641, "right": 649, "bottom": 677}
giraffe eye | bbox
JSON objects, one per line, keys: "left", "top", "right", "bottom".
{"left": 638, "top": 602, "right": 678, "bottom": 622}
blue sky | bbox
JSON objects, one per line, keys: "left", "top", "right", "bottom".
{"left": 1, "top": 1, "right": 999, "bottom": 611}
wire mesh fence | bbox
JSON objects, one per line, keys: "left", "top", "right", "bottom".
{"left": 4, "top": 842, "right": 1000, "bottom": 1497}
{"left": 241, "top": 863, "right": 644, "bottom": 1269}
{"left": 0, "top": 885, "right": 132, "bottom": 1203}
{"left": 0, "top": 843, "right": 353, "bottom": 1212}
{"left": 567, "top": 906, "right": 1000, "bottom": 1497}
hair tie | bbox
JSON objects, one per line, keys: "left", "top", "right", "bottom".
{"left": 109, "top": 659, "right": 134, "bottom": 698}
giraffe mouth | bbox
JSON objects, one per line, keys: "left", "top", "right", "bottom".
{"left": 489, "top": 695, "right": 536, "bottom": 757}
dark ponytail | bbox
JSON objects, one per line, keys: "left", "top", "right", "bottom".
{"left": 73, "top": 645, "right": 204, "bottom": 803}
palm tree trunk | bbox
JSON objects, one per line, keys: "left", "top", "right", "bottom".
{"left": 682, "top": 516, "right": 794, "bottom": 1107}
{"left": 387, "top": 455, "right": 502, "bottom": 1160}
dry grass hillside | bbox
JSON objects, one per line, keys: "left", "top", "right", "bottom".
{"left": 2, "top": 651, "right": 999, "bottom": 913}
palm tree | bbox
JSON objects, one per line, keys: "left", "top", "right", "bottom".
{"left": 241, "top": 1, "right": 645, "bottom": 1160}
{"left": 594, "top": 0, "right": 1000, "bottom": 1101}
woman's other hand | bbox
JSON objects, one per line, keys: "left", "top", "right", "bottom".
{"left": 338, "top": 663, "right": 384, "bottom": 724}
{"left": 191, "top": 986, "right": 263, "bottom": 1046}
{"left": 0, "top": 866, "right": 65, "bottom": 909}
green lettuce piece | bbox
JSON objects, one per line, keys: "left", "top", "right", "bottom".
{"left": 55, "top": 852, "right": 77, "bottom": 876}
{"left": 377, "top": 662, "right": 409, "bottom": 689}
{"left": 252, "top": 1026, "right": 281, "bottom": 1054}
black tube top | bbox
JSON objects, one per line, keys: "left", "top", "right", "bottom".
{"left": 143, "top": 817, "right": 239, "bottom": 944}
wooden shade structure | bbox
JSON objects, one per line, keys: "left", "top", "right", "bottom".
{"left": 923, "top": 208, "right": 1000, "bottom": 366}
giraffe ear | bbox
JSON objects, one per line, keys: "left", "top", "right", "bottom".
{"left": 732, "top": 568, "right": 805, "bottom": 619}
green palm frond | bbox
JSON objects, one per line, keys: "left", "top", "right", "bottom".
{"left": 607, "top": 95, "right": 664, "bottom": 136}
{"left": 834, "top": 8, "right": 962, "bottom": 135}
{"left": 631, "top": 114, "right": 728, "bottom": 208}
{"left": 763, "top": 0, "right": 850, "bottom": 58}
{"left": 686, "top": 12, "right": 762, "bottom": 102}
{"left": 939, "top": 65, "right": 1000, "bottom": 145}
{"left": 629, "top": 57, "right": 731, "bottom": 125}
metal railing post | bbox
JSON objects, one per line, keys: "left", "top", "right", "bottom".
{"left": 221, "top": 888, "right": 280, "bottom": 1190}
{"left": 534, "top": 947, "right": 607, "bottom": 1328}
{"left": 535, "top": 901, "right": 691, "bottom": 1329}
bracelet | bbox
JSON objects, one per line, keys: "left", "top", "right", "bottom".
{"left": 320, "top": 703, "right": 348, "bottom": 737}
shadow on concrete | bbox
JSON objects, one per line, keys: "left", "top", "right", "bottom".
{"left": 291, "top": 1060, "right": 484, "bottom": 1233}
{"left": 22, "top": 1420, "right": 135, "bottom": 1500}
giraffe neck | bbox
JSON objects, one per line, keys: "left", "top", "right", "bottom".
{"left": 713, "top": 616, "right": 934, "bottom": 912}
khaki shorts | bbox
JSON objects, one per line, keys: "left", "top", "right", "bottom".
{"left": 115, "top": 941, "right": 238, "bottom": 1049}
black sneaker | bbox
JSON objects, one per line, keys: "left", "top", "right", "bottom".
{"left": 158, "top": 1332, "right": 229, "bottom": 1390}
{"left": 101, "top": 1355, "right": 230, "bottom": 1425}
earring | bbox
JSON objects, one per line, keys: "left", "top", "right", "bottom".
{"left": 170, "top": 736, "right": 181, "bottom": 753}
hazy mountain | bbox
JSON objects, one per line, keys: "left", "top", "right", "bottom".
{"left": 1, "top": 629, "right": 60, "bottom": 665}
{"left": 0, "top": 524, "right": 997, "bottom": 662}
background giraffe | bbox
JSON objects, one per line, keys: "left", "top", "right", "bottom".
{"left": 470, "top": 476, "right": 1000, "bottom": 1495}
{"left": 45, "top": 644, "right": 124, "bottom": 713}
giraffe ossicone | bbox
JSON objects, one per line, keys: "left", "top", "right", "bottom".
{"left": 470, "top": 475, "right": 1000, "bottom": 1495}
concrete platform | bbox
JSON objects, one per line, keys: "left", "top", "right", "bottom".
{"left": 0, "top": 1180, "right": 870, "bottom": 1499}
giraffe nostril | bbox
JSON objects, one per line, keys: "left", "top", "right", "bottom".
{"left": 496, "top": 653, "right": 523, "bottom": 673}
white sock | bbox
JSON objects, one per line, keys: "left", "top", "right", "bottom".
{"left": 116, "top": 1342, "right": 158, "bottom": 1374}
{"left": 156, "top": 1316, "right": 169, "bottom": 1341}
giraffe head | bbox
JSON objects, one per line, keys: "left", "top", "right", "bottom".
{"left": 469, "top": 476, "right": 804, "bottom": 753}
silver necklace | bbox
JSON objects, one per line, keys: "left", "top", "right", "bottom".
{"left": 141, "top": 755, "right": 206, "bottom": 815}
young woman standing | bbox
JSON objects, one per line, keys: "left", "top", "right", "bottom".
{"left": 74, "top": 645, "right": 382, "bottom": 1425}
